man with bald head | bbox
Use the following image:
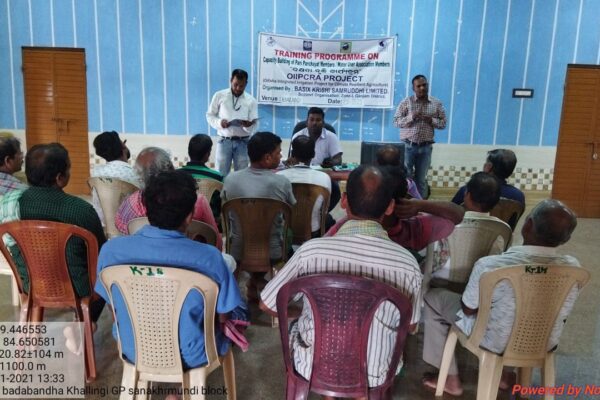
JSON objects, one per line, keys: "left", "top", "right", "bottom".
{"left": 260, "top": 165, "right": 422, "bottom": 393}
{"left": 422, "top": 199, "right": 580, "bottom": 396}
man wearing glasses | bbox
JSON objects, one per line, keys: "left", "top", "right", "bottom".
{"left": 206, "top": 69, "right": 259, "bottom": 177}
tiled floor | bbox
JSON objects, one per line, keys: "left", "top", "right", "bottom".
{"left": 0, "top": 190, "right": 598, "bottom": 399}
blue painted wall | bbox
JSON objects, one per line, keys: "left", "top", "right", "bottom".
{"left": 1, "top": 0, "right": 599, "bottom": 146}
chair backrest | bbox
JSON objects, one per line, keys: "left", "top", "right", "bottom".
{"left": 0, "top": 220, "right": 99, "bottom": 307}
{"left": 446, "top": 217, "right": 513, "bottom": 283}
{"left": 221, "top": 198, "right": 292, "bottom": 271}
{"left": 468, "top": 264, "right": 590, "bottom": 364}
{"left": 292, "top": 121, "right": 336, "bottom": 135}
{"left": 127, "top": 217, "right": 218, "bottom": 247}
{"left": 99, "top": 265, "right": 220, "bottom": 377}
{"left": 276, "top": 274, "right": 412, "bottom": 398}
{"left": 490, "top": 197, "right": 525, "bottom": 231}
{"left": 290, "top": 183, "right": 331, "bottom": 244}
{"left": 88, "top": 177, "right": 138, "bottom": 238}
{"left": 196, "top": 179, "right": 223, "bottom": 203}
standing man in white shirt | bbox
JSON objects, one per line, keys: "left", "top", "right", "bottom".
{"left": 206, "top": 69, "right": 259, "bottom": 177}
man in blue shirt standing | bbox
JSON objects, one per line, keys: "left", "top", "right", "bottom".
{"left": 95, "top": 170, "right": 244, "bottom": 369}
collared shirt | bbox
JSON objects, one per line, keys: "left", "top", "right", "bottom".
{"left": 276, "top": 165, "right": 331, "bottom": 232}
{"left": 393, "top": 95, "right": 447, "bottom": 143}
{"left": 9, "top": 187, "right": 106, "bottom": 296}
{"left": 115, "top": 190, "right": 222, "bottom": 250}
{"left": 91, "top": 161, "right": 141, "bottom": 226}
{"left": 94, "top": 225, "right": 243, "bottom": 368}
{"left": 206, "top": 89, "right": 258, "bottom": 138}
{"left": 455, "top": 245, "right": 580, "bottom": 354}
{"left": 0, "top": 172, "right": 27, "bottom": 195}
{"left": 261, "top": 219, "right": 422, "bottom": 387}
{"left": 291, "top": 128, "right": 343, "bottom": 166}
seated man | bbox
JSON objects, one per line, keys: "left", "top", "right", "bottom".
{"left": 95, "top": 170, "right": 245, "bottom": 370}
{"left": 0, "top": 143, "right": 106, "bottom": 320}
{"left": 91, "top": 130, "right": 141, "bottom": 226}
{"left": 222, "top": 132, "right": 296, "bottom": 298}
{"left": 289, "top": 107, "right": 343, "bottom": 211}
{"left": 452, "top": 149, "right": 525, "bottom": 206}
{"left": 0, "top": 135, "right": 26, "bottom": 194}
{"left": 326, "top": 167, "right": 464, "bottom": 252}
{"left": 375, "top": 143, "right": 421, "bottom": 199}
{"left": 277, "top": 136, "right": 331, "bottom": 237}
{"left": 289, "top": 107, "right": 342, "bottom": 168}
{"left": 431, "top": 172, "right": 503, "bottom": 280}
{"left": 260, "top": 165, "right": 422, "bottom": 393}
{"left": 115, "top": 147, "right": 221, "bottom": 249}
{"left": 179, "top": 133, "right": 223, "bottom": 219}
{"left": 422, "top": 199, "right": 580, "bottom": 396}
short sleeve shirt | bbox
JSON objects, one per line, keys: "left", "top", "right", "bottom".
{"left": 291, "top": 128, "right": 343, "bottom": 166}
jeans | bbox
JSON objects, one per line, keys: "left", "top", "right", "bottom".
{"left": 216, "top": 136, "right": 250, "bottom": 177}
{"left": 404, "top": 140, "right": 432, "bottom": 199}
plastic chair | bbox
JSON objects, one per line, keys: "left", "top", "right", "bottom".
{"left": 88, "top": 177, "right": 138, "bottom": 239}
{"left": 221, "top": 198, "right": 292, "bottom": 272}
{"left": 290, "top": 183, "right": 330, "bottom": 245}
{"left": 436, "top": 264, "right": 590, "bottom": 400}
{"left": 427, "top": 217, "right": 513, "bottom": 289}
{"left": 127, "top": 217, "right": 218, "bottom": 247}
{"left": 0, "top": 220, "right": 99, "bottom": 381}
{"left": 99, "top": 265, "right": 236, "bottom": 400}
{"left": 276, "top": 274, "right": 413, "bottom": 400}
{"left": 490, "top": 197, "right": 526, "bottom": 231}
{"left": 195, "top": 179, "right": 223, "bottom": 204}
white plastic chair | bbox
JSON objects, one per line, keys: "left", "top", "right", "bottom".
{"left": 88, "top": 177, "right": 138, "bottom": 239}
{"left": 99, "top": 265, "right": 236, "bottom": 400}
{"left": 428, "top": 217, "right": 513, "bottom": 288}
{"left": 436, "top": 264, "right": 590, "bottom": 400}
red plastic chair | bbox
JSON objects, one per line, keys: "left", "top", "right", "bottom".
{"left": 0, "top": 220, "right": 99, "bottom": 382}
{"left": 276, "top": 274, "right": 413, "bottom": 399}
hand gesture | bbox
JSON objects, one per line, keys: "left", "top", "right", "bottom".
{"left": 220, "top": 119, "right": 230, "bottom": 128}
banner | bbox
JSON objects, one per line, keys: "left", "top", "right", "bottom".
{"left": 257, "top": 33, "right": 396, "bottom": 109}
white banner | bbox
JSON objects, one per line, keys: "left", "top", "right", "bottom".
{"left": 257, "top": 33, "right": 396, "bottom": 109}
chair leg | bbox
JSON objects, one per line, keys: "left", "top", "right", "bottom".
{"left": 120, "top": 362, "right": 137, "bottom": 400}
{"left": 135, "top": 379, "right": 148, "bottom": 400}
{"left": 19, "top": 294, "right": 29, "bottom": 323}
{"left": 221, "top": 349, "right": 236, "bottom": 400}
{"left": 435, "top": 328, "right": 458, "bottom": 397}
{"left": 286, "top": 375, "right": 310, "bottom": 400}
{"left": 475, "top": 352, "right": 503, "bottom": 400}
{"left": 186, "top": 367, "right": 208, "bottom": 400}
{"left": 10, "top": 275, "right": 19, "bottom": 306}
{"left": 542, "top": 353, "right": 556, "bottom": 400}
{"left": 30, "top": 305, "right": 44, "bottom": 322}
{"left": 81, "top": 303, "right": 97, "bottom": 382}
{"left": 518, "top": 367, "right": 533, "bottom": 388}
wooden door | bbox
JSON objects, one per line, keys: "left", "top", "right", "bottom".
{"left": 22, "top": 47, "right": 89, "bottom": 195}
{"left": 552, "top": 65, "right": 600, "bottom": 218}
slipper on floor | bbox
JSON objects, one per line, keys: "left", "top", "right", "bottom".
{"left": 422, "top": 375, "right": 464, "bottom": 397}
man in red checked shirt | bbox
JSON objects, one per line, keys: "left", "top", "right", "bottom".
{"left": 393, "top": 74, "right": 447, "bottom": 199}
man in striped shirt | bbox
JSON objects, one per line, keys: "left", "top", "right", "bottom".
{"left": 393, "top": 74, "right": 447, "bottom": 199}
{"left": 260, "top": 165, "right": 422, "bottom": 392}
